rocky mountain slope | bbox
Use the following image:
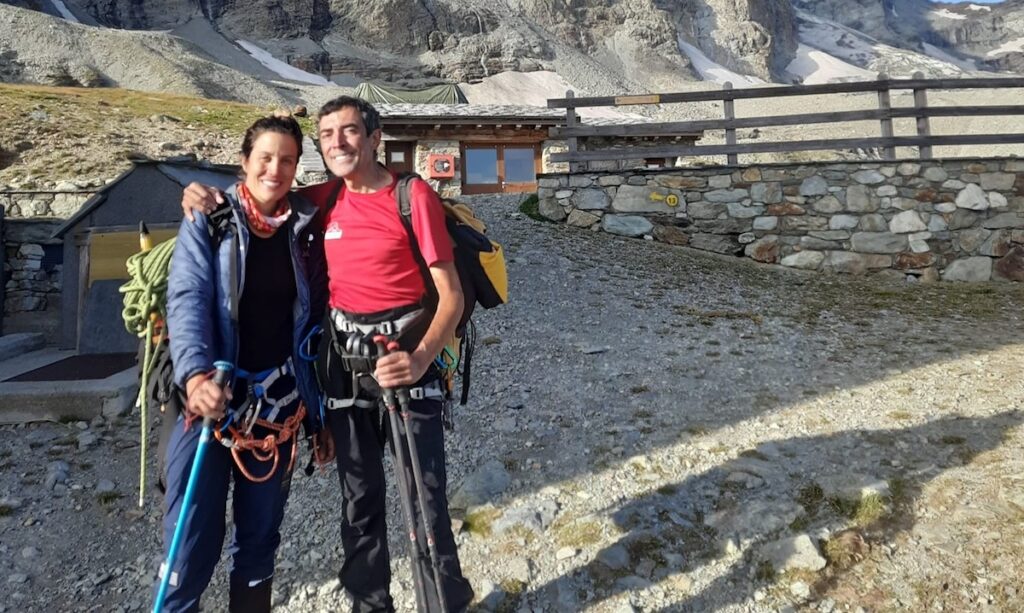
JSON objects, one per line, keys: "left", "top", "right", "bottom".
{"left": 2, "top": 0, "right": 1022, "bottom": 110}
{"left": 0, "top": 4, "right": 286, "bottom": 105}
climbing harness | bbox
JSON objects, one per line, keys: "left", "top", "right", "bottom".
{"left": 192, "top": 359, "right": 307, "bottom": 483}
{"left": 322, "top": 307, "right": 447, "bottom": 415}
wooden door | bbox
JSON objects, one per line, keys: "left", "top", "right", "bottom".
{"left": 385, "top": 141, "right": 415, "bottom": 175}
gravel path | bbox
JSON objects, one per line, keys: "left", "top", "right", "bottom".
{"left": 2, "top": 194, "right": 1023, "bottom": 612}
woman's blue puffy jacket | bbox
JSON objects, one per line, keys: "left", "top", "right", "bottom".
{"left": 166, "top": 183, "right": 327, "bottom": 432}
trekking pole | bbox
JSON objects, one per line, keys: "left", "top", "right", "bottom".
{"left": 375, "top": 337, "right": 449, "bottom": 612}
{"left": 373, "top": 337, "right": 430, "bottom": 613}
{"left": 153, "top": 360, "right": 233, "bottom": 613}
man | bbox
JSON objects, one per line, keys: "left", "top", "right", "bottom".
{"left": 182, "top": 96, "right": 474, "bottom": 612}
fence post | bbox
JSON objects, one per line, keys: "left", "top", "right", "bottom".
{"left": 876, "top": 73, "right": 896, "bottom": 160}
{"left": 565, "top": 89, "right": 581, "bottom": 173}
{"left": 723, "top": 81, "right": 738, "bottom": 165}
{"left": 911, "top": 71, "right": 932, "bottom": 159}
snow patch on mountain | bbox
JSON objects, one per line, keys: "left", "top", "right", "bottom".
{"left": 677, "top": 39, "right": 764, "bottom": 87}
{"left": 932, "top": 8, "right": 967, "bottom": 21}
{"left": 795, "top": 10, "right": 970, "bottom": 78}
{"left": 236, "top": 40, "right": 331, "bottom": 86}
{"left": 967, "top": 3, "right": 993, "bottom": 11}
{"left": 50, "top": 0, "right": 78, "bottom": 22}
{"left": 786, "top": 43, "right": 875, "bottom": 84}
{"left": 922, "top": 42, "right": 977, "bottom": 71}
{"left": 986, "top": 36, "right": 1024, "bottom": 57}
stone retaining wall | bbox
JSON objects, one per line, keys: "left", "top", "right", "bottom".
{"left": 3, "top": 220, "right": 63, "bottom": 315}
{"left": 1, "top": 182, "right": 99, "bottom": 316}
{"left": 537, "top": 158, "right": 1024, "bottom": 282}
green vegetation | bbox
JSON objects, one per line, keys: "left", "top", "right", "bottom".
{"left": 97, "top": 492, "right": 123, "bottom": 506}
{"left": 551, "top": 516, "right": 604, "bottom": 548}
{"left": 518, "top": 194, "right": 546, "bottom": 222}
{"left": 463, "top": 506, "right": 502, "bottom": 537}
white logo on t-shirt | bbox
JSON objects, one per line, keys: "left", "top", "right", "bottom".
{"left": 325, "top": 222, "right": 343, "bottom": 240}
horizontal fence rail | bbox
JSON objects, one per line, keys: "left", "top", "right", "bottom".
{"left": 548, "top": 74, "right": 1024, "bottom": 167}
{"left": 547, "top": 77, "right": 1024, "bottom": 108}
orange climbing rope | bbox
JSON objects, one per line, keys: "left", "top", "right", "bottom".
{"left": 212, "top": 404, "right": 307, "bottom": 483}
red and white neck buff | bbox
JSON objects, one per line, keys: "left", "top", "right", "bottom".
{"left": 238, "top": 182, "right": 292, "bottom": 235}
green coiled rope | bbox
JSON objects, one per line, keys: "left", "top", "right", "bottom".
{"left": 118, "top": 237, "right": 176, "bottom": 507}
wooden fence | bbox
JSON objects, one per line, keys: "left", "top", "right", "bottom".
{"left": 547, "top": 73, "right": 1024, "bottom": 168}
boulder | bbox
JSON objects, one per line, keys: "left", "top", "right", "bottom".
{"left": 602, "top": 215, "right": 654, "bottom": 237}
{"left": 942, "top": 257, "right": 993, "bottom": 282}
{"left": 780, "top": 250, "right": 825, "bottom": 270}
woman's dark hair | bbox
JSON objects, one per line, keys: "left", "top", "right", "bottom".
{"left": 240, "top": 114, "right": 303, "bottom": 158}
{"left": 317, "top": 96, "right": 381, "bottom": 136}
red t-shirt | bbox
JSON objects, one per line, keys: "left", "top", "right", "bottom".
{"left": 300, "top": 175, "right": 453, "bottom": 314}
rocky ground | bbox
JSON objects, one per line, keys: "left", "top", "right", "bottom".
{"left": 2, "top": 194, "right": 1023, "bottom": 612}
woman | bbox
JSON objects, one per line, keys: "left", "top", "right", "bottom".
{"left": 159, "top": 114, "right": 327, "bottom": 612}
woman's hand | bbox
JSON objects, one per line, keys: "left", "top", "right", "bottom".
{"left": 185, "top": 373, "right": 232, "bottom": 421}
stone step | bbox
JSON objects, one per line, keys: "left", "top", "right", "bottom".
{"left": 0, "top": 348, "right": 138, "bottom": 424}
{"left": 0, "top": 332, "right": 46, "bottom": 362}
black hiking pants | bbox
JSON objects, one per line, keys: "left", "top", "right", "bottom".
{"left": 327, "top": 377, "right": 474, "bottom": 613}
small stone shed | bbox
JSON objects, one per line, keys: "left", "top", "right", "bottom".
{"left": 52, "top": 159, "right": 239, "bottom": 353}
{"left": 373, "top": 103, "right": 700, "bottom": 198}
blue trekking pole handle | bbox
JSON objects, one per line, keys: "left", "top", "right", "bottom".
{"left": 153, "top": 360, "right": 233, "bottom": 613}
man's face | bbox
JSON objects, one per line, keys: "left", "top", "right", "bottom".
{"left": 317, "top": 106, "right": 380, "bottom": 180}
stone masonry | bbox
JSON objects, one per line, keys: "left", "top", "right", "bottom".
{"left": 537, "top": 158, "right": 1024, "bottom": 282}
{"left": 1, "top": 182, "right": 96, "bottom": 316}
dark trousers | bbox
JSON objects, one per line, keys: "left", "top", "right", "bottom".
{"left": 156, "top": 407, "right": 296, "bottom": 613}
{"left": 328, "top": 388, "right": 474, "bottom": 612}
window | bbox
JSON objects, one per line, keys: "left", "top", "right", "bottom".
{"left": 465, "top": 147, "right": 499, "bottom": 184}
{"left": 462, "top": 143, "right": 540, "bottom": 194}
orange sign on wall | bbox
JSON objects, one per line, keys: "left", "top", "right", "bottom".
{"left": 427, "top": 154, "right": 455, "bottom": 178}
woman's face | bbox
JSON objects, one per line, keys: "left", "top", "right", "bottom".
{"left": 241, "top": 131, "right": 299, "bottom": 209}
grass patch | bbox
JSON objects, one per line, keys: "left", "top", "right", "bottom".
{"left": 657, "top": 484, "right": 679, "bottom": 496}
{"left": 552, "top": 516, "right": 604, "bottom": 549}
{"left": 518, "top": 194, "right": 546, "bottom": 222}
{"left": 789, "top": 515, "right": 810, "bottom": 532}
{"left": 829, "top": 493, "right": 890, "bottom": 526}
{"left": 0, "top": 504, "right": 13, "bottom": 517}
{"left": 463, "top": 506, "right": 502, "bottom": 537}
{"left": 97, "top": 492, "right": 123, "bottom": 506}
{"left": 630, "top": 385, "right": 650, "bottom": 394}
{"left": 495, "top": 579, "right": 526, "bottom": 613}
{"left": 57, "top": 415, "right": 81, "bottom": 424}
{"left": 940, "top": 435, "right": 966, "bottom": 445}
{"left": 796, "top": 484, "right": 824, "bottom": 515}
{"left": 625, "top": 534, "right": 668, "bottom": 566}
{"left": 888, "top": 410, "right": 913, "bottom": 421}
{"left": 755, "top": 560, "right": 775, "bottom": 582}
{"left": 823, "top": 529, "right": 868, "bottom": 570}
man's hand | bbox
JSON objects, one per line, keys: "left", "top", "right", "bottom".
{"left": 182, "top": 182, "right": 224, "bottom": 222}
{"left": 314, "top": 429, "right": 335, "bottom": 465}
{"left": 375, "top": 350, "right": 431, "bottom": 388}
{"left": 185, "top": 373, "right": 231, "bottom": 421}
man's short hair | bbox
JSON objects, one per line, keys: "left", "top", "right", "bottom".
{"left": 317, "top": 96, "right": 381, "bottom": 136}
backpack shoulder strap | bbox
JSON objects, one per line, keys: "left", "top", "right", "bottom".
{"left": 393, "top": 173, "right": 438, "bottom": 304}
{"left": 206, "top": 202, "right": 234, "bottom": 246}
